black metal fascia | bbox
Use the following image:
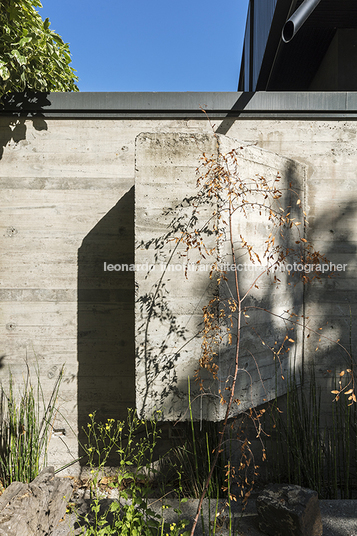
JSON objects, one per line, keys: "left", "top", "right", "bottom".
{"left": 1, "top": 92, "right": 357, "bottom": 119}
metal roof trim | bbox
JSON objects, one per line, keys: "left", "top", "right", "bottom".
{"left": 0, "top": 92, "right": 357, "bottom": 118}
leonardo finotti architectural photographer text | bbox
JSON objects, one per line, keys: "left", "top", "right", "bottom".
{"left": 103, "top": 262, "right": 348, "bottom": 273}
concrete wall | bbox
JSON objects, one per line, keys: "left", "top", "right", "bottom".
{"left": 0, "top": 117, "right": 138, "bottom": 470}
{"left": 135, "top": 132, "right": 306, "bottom": 420}
{"left": 224, "top": 118, "right": 357, "bottom": 386}
{"left": 0, "top": 92, "right": 356, "bottom": 472}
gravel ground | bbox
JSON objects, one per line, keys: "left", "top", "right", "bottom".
{"left": 53, "top": 490, "right": 357, "bottom": 536}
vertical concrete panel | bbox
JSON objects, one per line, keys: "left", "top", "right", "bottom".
{"left": 135, "top": 132, "right": 306, "bottom": 421}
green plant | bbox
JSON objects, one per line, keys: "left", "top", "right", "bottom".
{"left": 0, "top": 0, "right": 78, "bottom": 96}
{"left": 161, "top": 381, "right": 263, "bottom": 536}
{"left": 77, "top": 409, "right": 190, "bottom": 536}
{"left": 169, "top": 380, "right": 227, "bottom": 500}
{"left": 0, "top": 362, "right": 63, "bottom": 488}
{"left": 166, "top": 422, "right": 226, "bottom": 500}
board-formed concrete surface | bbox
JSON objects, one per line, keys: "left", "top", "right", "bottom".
{"left": 135, "top": 132, "right": 306, "bottom": 420}
{"left": 1, "top": 93, "right": 356, "bottom": 472}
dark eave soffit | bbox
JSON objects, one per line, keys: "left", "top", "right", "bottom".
{"left": 256, "top": 0, "right": 357, "bottom": 91}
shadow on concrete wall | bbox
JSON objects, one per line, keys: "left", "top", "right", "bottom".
{"left": 77, "top": 187, "right": 135, "bottom": 456}
{"left": 240, "top": 194, "right": 357, "bottom": 420}
{"left": 236, "top": 172, "right": 357, "bottom": 409}
{"left": 305, "top": 199, "right": 357, "bottom": 387}
{"left": 0, "top": 92, "right": 49, "bottom": 160}
{"left": 227, "top": 158, "right": 306, "bottom": 405}
{"left": 135, "top": 155, "right": 307, "bottom": 420}
{"left": 135, "top": 143, "right": 357, "bottom": 423}
{"left": 214, "top": 93, "right": 254, "bottom": 136}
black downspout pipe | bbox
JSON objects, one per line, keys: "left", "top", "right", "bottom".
{"left": 282, "top": 0, "right": 321, "bottom": 42}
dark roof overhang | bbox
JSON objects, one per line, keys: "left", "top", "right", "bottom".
{"left": 256, "top": 0, "right": 357, "bottom": 91}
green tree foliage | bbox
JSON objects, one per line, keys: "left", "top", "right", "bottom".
{"left": 0, "top": 0, "right": 78, "bottom": 96}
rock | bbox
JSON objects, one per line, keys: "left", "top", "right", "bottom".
{"left": 0, "top": 466, "right": 73, "bottom": 536}
{"left": 256, "top": 484, "right": 323, "bottom": 536}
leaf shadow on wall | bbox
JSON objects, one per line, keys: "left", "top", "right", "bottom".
{"left": 303, "top": 199, "right": 357, "bottom": 386}
{"left": 0, "top": 92, "right": 49, "bottom": 159}
{"left": 135, "top": 153, "right": 357, "bottom": 421}
{"left": 135, "top": 158, "right": 301, "bottom": 421}
{"left": 77, "top": 187, "right": 135, "bottom": 460}
{"left": 136, "top": 233, "right": 217, "bottom": 421}
{"left": 222, "top": 158, "right": 307, "bottom": 408}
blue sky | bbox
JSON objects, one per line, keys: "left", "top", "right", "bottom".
{"left": 39, "top": 0, "right": 249, "bottom": 92}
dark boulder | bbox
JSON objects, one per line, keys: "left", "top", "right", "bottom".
{"left": 256, "top": 483, "right": 323, "bottom": 536}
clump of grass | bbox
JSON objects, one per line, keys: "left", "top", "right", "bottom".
{"left": 0, "top": 362, "right": 63, "bottom": 488}
{"left": 162, "top": 420, "right": 227, "bottom": 500}
{"left": 159, "top": 382, "right": 229, "bottom": 503}
{"left": 263, "top": 368, "right": 357, "bottom": 499}
{"left": 161, "top": 413, "right": 259, "bottom": 536}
